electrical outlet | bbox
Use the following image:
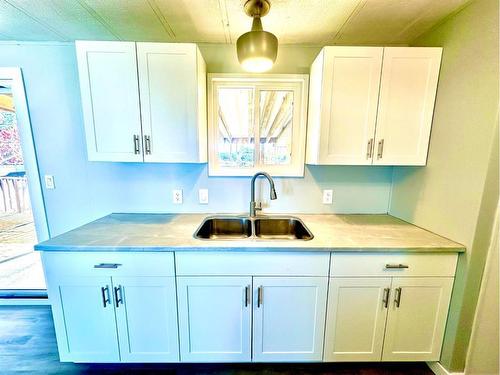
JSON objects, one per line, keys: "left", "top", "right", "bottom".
{"left": 198, "top": 189, "right": 209, "bottom": 204}
{"left": 172, "top": 189, "right": 183, "bottom": 204}
{"left": 44, "top": 175, "right": 55, "bottom": 189}
{"left": 322, "top": 189, "right": 333, "bottom": 204}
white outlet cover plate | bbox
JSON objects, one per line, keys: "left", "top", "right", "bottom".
{"left": 44, "top": 175, "right": 55, "bottom": 189}
{"left": 198, "top": 189, "right": 209, "bottom": 204}
{"left": 322, "top": 189, "right": 333, "bottom": 204}
{"left": 172, "top": 189, "right": 183, "bottom": 204}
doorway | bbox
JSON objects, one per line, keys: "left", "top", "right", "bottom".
{"left": 0, "top": 68, "right": 49, "bottom": 294}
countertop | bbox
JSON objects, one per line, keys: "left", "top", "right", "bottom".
{"left": 35, "top": 213, "right": 465, "bottom": 253}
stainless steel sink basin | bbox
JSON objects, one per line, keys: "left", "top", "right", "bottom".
{"left": 253, "top": 217, "right": 313, "bottom": 240}
{"left": 194, "top": 215, "right": 313, "bottom": 241}
{"left": 194, "top": 216, "right": 252, "bottom": 240}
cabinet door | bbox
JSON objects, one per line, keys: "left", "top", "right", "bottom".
{"left": 176, "top": 276, "right": 252, "bottom": 362}
{"left": 382, "top": 277, "right": 454, "bottom": 361}
{"left": 252, "top": 277, "right": 327, "bottom": 362}
{"left": 50, "top": 276, "right": 120, "bottom": 362}
{"left": 319, "top": 47, "right": 383, "bottom": 165}
{"left": 324, "top": 278, "right": 391, "bottom": 362}
{"left": 373, "top": 47, "right": 442, "bottom": 165}
{"left": 113, "top": 277, "right": 179, "bottom": 362}
{"left": 75, "top": 41, "right": 143, "bottom": 162}
{"left": 137, "top": 43, "right": 207, "bottom": 163}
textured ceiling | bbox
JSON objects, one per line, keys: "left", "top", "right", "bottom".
{"left": 0, "top": 0, "right": 470, "bottom": 44}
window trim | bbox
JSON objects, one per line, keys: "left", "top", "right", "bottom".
{"left": 207, "top": 73, "right": 309, "bottom": 177}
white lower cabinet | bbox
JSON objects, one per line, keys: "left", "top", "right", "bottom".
{"left": 324, "top": 277, "right": 391, "bottom": 362}
{"left": 43, "top": 253, "right": 179, "bottom": 363}
{"left": 324, "top": 276, "right": 454, "bottom": 362}
{"left": 382, "top": 277, "right": 454, "bottom": 361}
{"left": 176, "top": 276, "right": 252, "bottom": 362}
{"left": 54, "top": 276, "right": 120, "bottom": 362}
{"left": 253, "top": 277, "right": 327, "bottom": 362}
{"left": 113, "top": 277, "right": 179, "bottom": 362}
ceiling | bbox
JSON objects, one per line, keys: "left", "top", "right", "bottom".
{"left": 0, "top": 0, "right": 470, "bottom": 45}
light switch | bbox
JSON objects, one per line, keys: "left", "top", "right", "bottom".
{"left": 198, "top": 189, "right": 209, "bottom": 204}
{"left": 44, "top": 175, "right": 55, "bottom": 189}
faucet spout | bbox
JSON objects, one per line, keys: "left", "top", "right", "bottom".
{"left": 250, "top": 171, "right": 277, "bottom": 217}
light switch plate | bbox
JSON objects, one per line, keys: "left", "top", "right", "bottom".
{"left": 198, "top": 189, "right": 209, "bottom": 204}
{"left": 172, "top": 189, "right": 183, "bottom": 204}
{"left": 44, "top": 175, "right": 55, "bottom": 189}
{"left": 322, "top": 189, "right": 333, "bottom": 204}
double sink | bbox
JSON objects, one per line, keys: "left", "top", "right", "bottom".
{"left": 194, "top": 215, "right": 314, "bottom": 241}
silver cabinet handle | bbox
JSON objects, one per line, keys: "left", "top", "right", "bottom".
{"left": 385, "top": 264, "right": 409, "bottom": 269}
{"left": 366, "top": 138, "right": 374, "bottom": 159}
{"left": 244, "top": 285, "right": 250, "bottom": 307}
{"left": 394, "top": 287, "right": 402, "bottom": 308}
{"left": 114, "top": 285, "right": 123, "bottom": 308}
{"left": 94, "top": 263, "right": 122, "bottom": 269}
{"left": 101, "top": 286, "right": 111, "bottom": 308}
{"left": 377, "top": 139, "right": 384, "bottom": 159}
{"left": 382, "top": 288, "right": 390, "bottom": 308}
{"left": 133, "top": 135, "right": 140, "bottom": 154}
{"left": 257, "top": 286, "right": 263, "bottom": 308}
{"left": 144, "top": 135, "right": 151, "bottom": 155}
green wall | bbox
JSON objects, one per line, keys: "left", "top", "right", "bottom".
{"left": 389, "top": 0, "right": 499, "bottom": 371}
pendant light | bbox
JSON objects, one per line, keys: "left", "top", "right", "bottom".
{"left": 236, "top": 0, "right": 278, "bottom": 73}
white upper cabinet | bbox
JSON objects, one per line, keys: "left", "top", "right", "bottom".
{"left": 76, "top": 41, "right": 207, "bottom": 163}
{"left": 306, "top": 47, "right": 383, "bottom": 165}
{"left": 307, "top": 46, "right": 442, "bottom": 166}
{"left": 76, "top": 41, "right": 143, "bottom": 162}
{"left": 373, "top": 47, "right": 442, "bottom": 165}
{"left": 137, "top": 43, "right": 207, "bottom": 163}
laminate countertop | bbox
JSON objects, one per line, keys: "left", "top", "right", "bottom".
{"left": 34, "top": 213, "right": 465, "bottom": 253}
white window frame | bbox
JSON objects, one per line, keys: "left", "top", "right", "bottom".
{"left": 208, "top": 73, "right": 309, "bottom": 177}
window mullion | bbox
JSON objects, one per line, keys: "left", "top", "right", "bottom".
{"left": 254, "top": 85, "right": 261, "bottom": 169}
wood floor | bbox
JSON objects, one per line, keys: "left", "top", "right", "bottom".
{"left": 0, "top": 305, "right": 434, "bottom": 375}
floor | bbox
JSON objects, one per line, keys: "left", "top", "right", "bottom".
{"left": 0, "top": 305, "right": 435, "bottom": 375}
{"left": 0, "top": 211, "right": 44, "bottom": 289}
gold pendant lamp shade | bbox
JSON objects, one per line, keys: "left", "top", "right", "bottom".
{"left": 237, "top": 0, "right": 278, "bottom": 73}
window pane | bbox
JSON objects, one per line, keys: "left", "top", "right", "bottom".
{"left": 217, "top": 88, "right": 255, "bottom": 168}
{"left": 259, "top": 90, "right": 294, "bottom": 165}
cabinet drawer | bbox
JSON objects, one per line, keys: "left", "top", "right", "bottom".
{"left": 330, "top": 252, "right": 457, "bottom": 277}
{"left": 42, "top": 252, "right": 175, "bottom": 278}
{"left": 175, "top": 252, "right": 330, "bottom": 276}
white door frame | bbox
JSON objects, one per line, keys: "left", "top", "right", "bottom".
{"left": 0, "top": 67, "right": 49, "bottom": 241}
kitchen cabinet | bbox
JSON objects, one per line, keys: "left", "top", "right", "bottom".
{"left": 252, "top": 277, "right": 327, "bottom": 362}
{"left": 75, "top": 41, "right": 207, "bottom": 163}
{"left": 324, "top": 277, "right": 391, "bottom": 362}
{"left": 373, "top": 48, "right": 442, "bottom": 165}
{"left": 382, "top": 277, "right": 454, "bottom": 361}
{"left": 175, "top": 252, "right": 329, "bottom": 363}
{"left": 43, "top": 252, "right": 179, "bottom": 363}
{"left": 306, "top": 47, "right": 383, "bottom": 165}
{"left": 306, "top": 46, "right": 442, "bottom": 166}
{"left": 75, "top": 41, "right": 143, "bottom": 162}
{"left": 137, "top": 43, "right": 206, "bottom": 163}
{"left": 324, "top": 253, "right": 456, "bottom": 362}
{"left": 176, "top": 276, "right": 252, "bottom": 362}
{"left": 113, "top": 277, "right": 179, "bottom": 362}
{"left": 54, "top": 276, "right": 120, "bottom": 362}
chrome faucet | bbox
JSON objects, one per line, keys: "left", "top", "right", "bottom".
{"left": 249, "top": 171, "right": 277, "bottom": 217}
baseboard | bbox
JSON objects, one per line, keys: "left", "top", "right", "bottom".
{"left": 427, "top": 361, "right": 465, "bottom": 375}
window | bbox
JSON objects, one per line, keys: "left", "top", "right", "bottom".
{"left": 208, "top": 74, "right": 308, "bottom": 176}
